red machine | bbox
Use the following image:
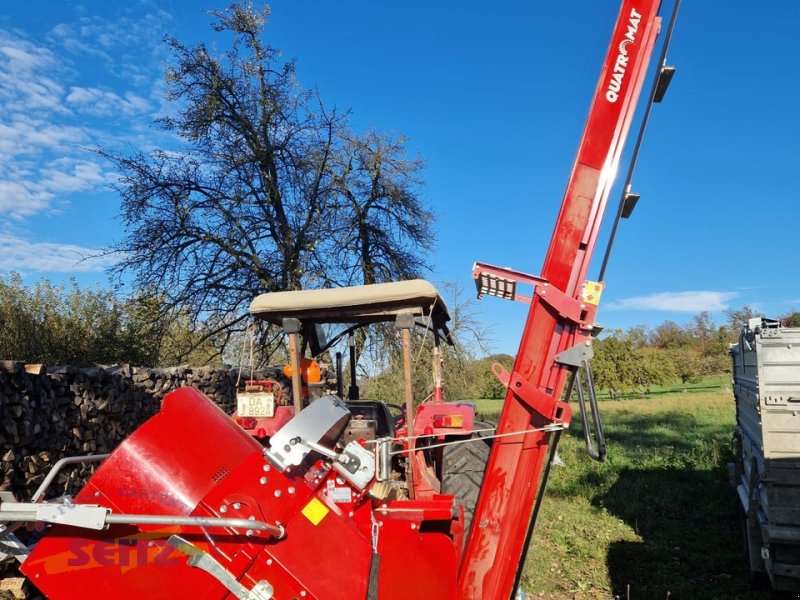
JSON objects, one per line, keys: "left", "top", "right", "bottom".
{"left": 3, "top": 1, "right": 676, "bottom": 598}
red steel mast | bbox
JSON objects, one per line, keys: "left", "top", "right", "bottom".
{"left": 459, "top": 2, "right": 663, "bottom": 598}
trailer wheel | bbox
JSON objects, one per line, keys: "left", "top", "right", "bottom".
{"left": 442, "top": 423, "right": 493, "bottom": 534}
{"left": 741, "top": 507, "right": 768, "bottom": 588}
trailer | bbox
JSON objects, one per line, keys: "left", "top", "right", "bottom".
{"left": 731, "top": 317, "right": 800, "bottom": 592}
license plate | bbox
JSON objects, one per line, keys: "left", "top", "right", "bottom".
{"left": 237, "top": 392, "right": 275, "bottom": 418}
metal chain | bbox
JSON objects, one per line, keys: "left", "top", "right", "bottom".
{"left": 369, "top": 511, "right": 380, "bottom": 553}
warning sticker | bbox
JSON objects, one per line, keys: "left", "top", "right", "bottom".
{"left": 301, "top": 497, "right": 329, "bottom": 526}
{"left": 326, "top": 486, "right": 352, "bottom": 504}
{"left": 582, "top": 281, "right": 604, "bottom": 306}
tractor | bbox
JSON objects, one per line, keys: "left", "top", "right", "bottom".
{"left": 236, "top": 279, "right": 488, "bottom": 519}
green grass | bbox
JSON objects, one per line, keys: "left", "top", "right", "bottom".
{"left": 473, "top": 390, "right": 770, "bottom": 600}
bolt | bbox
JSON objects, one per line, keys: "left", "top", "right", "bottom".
{"left": 288, "top": 487, "right": 296, "bottom": 495}
{"left": 274, "top": 490, "right": 282, "bottom": 498}
{"left": 260, "top": 476, "right": 268, "bottom": 485}
{"left": 94, "top": 491, "right": 100, "bottom": 498}
{"left": 233, "top": 502, "right": 241, "bottom": 510}
{"left": 246, "top": 529, "right": 253, "bottom": 537}
{"left": 301, "top": 592, "right": 307, "bottom": 597}
{"left": 263, "top": 464, "right": 271, "bottom": 472}
{"left": 148, "top": 541, "right": 154, "bottom": 547}
{"left": 220, "top": 505, "right": 228, "bottom": 513}
{"left": 411, "top": 523, "right": 416, "bottom": 530}
{"left": 248, "top": 515, "right": 256, "bottom": 520}
{"left": 266, "top": 558, "right": 273, "bottom": 566}
{"left": 348, "top": 511, "right": 354, "bottom": 517}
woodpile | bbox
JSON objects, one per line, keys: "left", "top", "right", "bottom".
{"left": 0, "top": 361, "right": 282, "bottom": 503}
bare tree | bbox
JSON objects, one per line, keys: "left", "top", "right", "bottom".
{"left": 327, "top": 130, "right": 434, "bottom": 286}
{"left": 102, "top": 3, "right": 434, "bottom": 354}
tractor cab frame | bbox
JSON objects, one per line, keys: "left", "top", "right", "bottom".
{"left": 246, "top": 279, "right": 476, "bottom": 500}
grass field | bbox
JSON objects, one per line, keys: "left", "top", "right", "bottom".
{"left": 474, "top": 387, "right": 771, "bottom": 600}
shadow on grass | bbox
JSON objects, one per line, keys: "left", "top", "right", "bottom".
{"left": 597, "top": 383, "right": 729, "bottom": 401}
{"left": 598, "top": 467, "right": 764, "bottom": 599}
{"left": 553, "top": 406, "right": 772, "bottom": 598}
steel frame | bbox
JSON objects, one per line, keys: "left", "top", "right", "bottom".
{"left": 459, "top": 2, "right": 664, "bottom": 597}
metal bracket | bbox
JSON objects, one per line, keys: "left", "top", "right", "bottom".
{"left": 333, "top": 441, "right": 376, "bottom": 490}
{"left": 1, "top": 502, "right": 109, "bottom": 530}
{"left": 0, "top": 500, "right": 283, "bottom": 538}
{"left": 555, "top": 341, "right": 594, "bottom": 367}
{"left": 168, "top": 535, "right": 274, "bottom": 599}
{"left": 473, "top": 262, "right": 599, "bottom": 329}
{"left": 492, "top": 363, "right": 571, "bottom": 424}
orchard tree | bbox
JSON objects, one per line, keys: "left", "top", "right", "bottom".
{"left": 591, "top": 331, "right": 639, "bottom": 398}
{"left": 327, "top": 130, "right": 433, "bottom": 287}
{"left": 781, "top": 311, "right": 800, "bottom": 327}
{"left": 725, "top": 305, "right": 761, "bottom": 334}
{"left": 103, "top": 3, "right": 433, "bottom": 353}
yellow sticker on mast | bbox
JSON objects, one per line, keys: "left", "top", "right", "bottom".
{"left": 582, "top": 281, "right": 605, "bottom": 306}
{"left": 301, "top": 497, "right": 330, "bottom": 526}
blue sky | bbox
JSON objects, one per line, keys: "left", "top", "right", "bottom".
{"left": 1, "top": 1, "right": 798, "bottom": 355}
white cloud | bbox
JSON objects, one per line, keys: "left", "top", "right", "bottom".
{"left": 0, "top": 27, "right": 161, "bottom": 221}
{"left": 48, "top": 12, "right": 171, "bottom": 86}
{"left": 0, "top": 158, "right": 111, "bottom": 219}
{"left": 605, "top": 291, "right": 739, "bottom": 313}
{"left": 0, "top": 234, "right": 115, "bottom": 273}
{"left": 66, "top": 86, "right": 151, "bottom": 116}
{"left": 0, "top": 12, "right": 171, "bottom": 257}
{"left": 0, "top": 34, "right": 69, "bottom": 115}
{"left": 40, "top": 159, "right": 109, "bottom": 192}
{"left": 0, "top": 181, "right": 53, "bottom": 218}
{"left": 0, "top": 115, "right": 87, "bottom": 161}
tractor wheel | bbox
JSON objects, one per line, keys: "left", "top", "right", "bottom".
{"left": 442, "top": 428, "right": 493, "bottom": 535}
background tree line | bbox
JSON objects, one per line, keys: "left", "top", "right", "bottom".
{"left": 3, "top": 267, "right": 800, "bottom": 403}
{"left": 0, "top": 273, "right": 219, "bottom": 367}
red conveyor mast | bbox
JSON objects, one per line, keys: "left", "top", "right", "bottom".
{"left": 460, "top": 1, "right": 663, "bottom": 598}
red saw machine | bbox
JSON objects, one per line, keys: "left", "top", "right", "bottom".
{"left": 2, "top": 1, "right": 676, "bottom": 598}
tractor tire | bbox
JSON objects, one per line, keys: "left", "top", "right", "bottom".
{"left": 442, "top": 432, "right": 492, "bottom": 535}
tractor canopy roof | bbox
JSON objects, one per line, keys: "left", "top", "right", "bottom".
{"left": 249, "top": 279, "right": 452, "bottom": 346}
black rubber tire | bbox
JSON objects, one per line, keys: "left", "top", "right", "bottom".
{"left": 441, "top": 435, "right": 491, "bottom": 534}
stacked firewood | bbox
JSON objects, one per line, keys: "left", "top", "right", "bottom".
{"left": 0, "top": 362, "right": 282, "bottom": 502}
